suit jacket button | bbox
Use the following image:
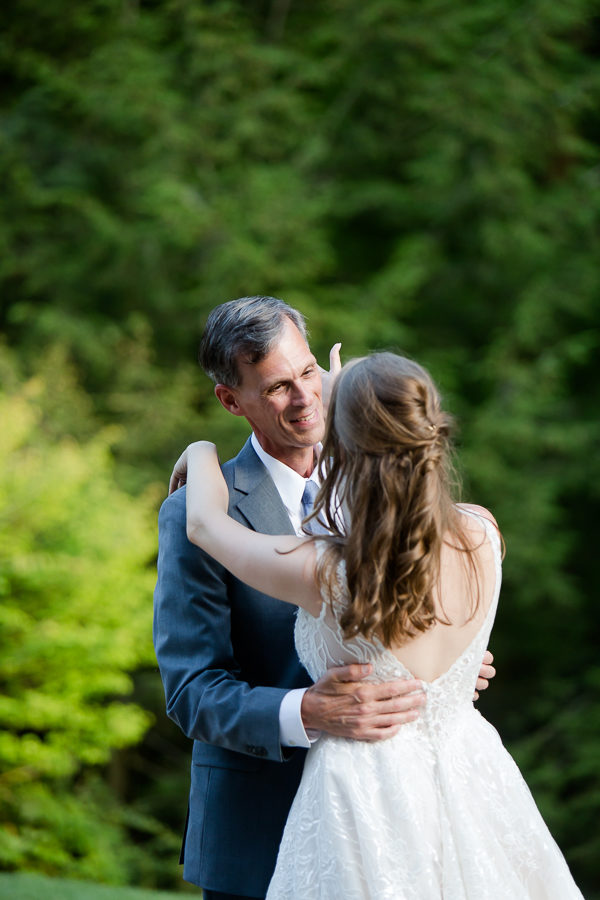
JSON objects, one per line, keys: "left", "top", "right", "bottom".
{"left": 246, "top": 744, "right": 267, "bottom": 757}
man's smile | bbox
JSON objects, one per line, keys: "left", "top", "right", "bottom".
{"left": 290, "top": 409, "right": 319, "bottom": 424}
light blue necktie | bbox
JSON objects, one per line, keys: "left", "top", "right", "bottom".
{"left": 301, "top": 480, "right": 329, "bottom": 534}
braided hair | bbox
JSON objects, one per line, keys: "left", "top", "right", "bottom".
{"left": 312, "top": 353, "right": 479, "bottom": 647}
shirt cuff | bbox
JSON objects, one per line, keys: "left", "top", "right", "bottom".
{"left": 279, "top": 688, "right": 320, "bottom": 748}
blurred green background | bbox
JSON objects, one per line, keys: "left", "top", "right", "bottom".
{"left": 1, "top": 0, "right": 598, "bottom": 895}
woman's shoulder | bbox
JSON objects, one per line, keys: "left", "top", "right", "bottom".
{"left": 455, "top": 503, "right": 503, "bottom": 561}
{"left": 456, "top": 503, "right": 498, "bottom": 529}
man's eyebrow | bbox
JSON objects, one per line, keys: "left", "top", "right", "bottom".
{"left": 261, "top": 358, "right": 317, "bottom": 390}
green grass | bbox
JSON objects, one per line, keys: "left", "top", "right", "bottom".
{"left": 0, "top": 873, "right": 196, "bottom": 900}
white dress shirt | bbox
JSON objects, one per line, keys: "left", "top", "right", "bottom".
{"left": 251, "top": 433, "right": 320, "bottom": 748}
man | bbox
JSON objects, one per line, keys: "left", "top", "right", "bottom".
{"left": 153, "top": 296, "right": 495, "bottom": 900}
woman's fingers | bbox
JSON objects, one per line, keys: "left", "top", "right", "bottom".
{"left": 168, "top": 448, "right": 189, "bottom": 494}
{"left": 329, "top": 342, "right": 342, "bottom": 377}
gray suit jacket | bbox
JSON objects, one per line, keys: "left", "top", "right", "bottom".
{"left": 153, "top": 438, "right": 311, "bottom": 895}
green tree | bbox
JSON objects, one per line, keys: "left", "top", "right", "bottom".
{"left": 0, "top": 0, "right": 599, "bottom": 892}
{"left": 0, "top": 354, "right": 161, "bottom": 882}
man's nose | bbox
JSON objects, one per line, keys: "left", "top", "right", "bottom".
{"left": 290, "top": 381, "right": 311, "bottom": 406}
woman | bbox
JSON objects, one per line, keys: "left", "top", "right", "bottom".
{"left": 173, "top": 353, "right": 583, "bottom": 899}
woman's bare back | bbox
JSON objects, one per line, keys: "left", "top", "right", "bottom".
{"left": 383, "top": 505, "right": 499, "bottom": 683}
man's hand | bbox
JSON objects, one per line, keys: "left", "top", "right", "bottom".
{"left": 301, "top": 664, "right": 426, "bottom": 742}
{"left": 474, "top": 650, "right": 495, "bottom": 701}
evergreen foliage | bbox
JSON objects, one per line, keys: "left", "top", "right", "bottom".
{"left": 0, "top": 0, "right": 598, "bottom": 892}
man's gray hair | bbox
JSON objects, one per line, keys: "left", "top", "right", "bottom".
{"left": 199, "top": 296, "right": 308, "bottom": 386}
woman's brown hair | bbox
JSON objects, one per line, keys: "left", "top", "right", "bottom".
{"left": 309, "top": 352, "right": 479, "bottom": 647}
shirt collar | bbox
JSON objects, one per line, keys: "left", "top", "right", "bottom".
{"left": 250, "top": 433, "right": 320, "bottom": 515}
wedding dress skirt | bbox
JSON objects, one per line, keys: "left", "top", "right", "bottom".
{"left": 266, "top": 516, "right": 583, "bottom": 900}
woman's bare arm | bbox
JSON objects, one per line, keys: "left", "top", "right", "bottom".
{"left": 180, "top": 441, "right": 323, "bottom": 616}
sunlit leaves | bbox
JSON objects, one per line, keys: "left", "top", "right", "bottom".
{"left": 0, "top": 361, "right": 156, "bottom": 876}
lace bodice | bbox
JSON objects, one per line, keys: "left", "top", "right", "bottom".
{"left": 295, "top": 511, "right": 502, "bottom": 743}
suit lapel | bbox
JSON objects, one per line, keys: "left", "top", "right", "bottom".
{"left": 231, "top": 439, "right": 296, "bottom": 536}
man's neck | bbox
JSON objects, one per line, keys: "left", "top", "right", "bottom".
{"left": 252, "top": 434, "right": 317, "bottom": 478}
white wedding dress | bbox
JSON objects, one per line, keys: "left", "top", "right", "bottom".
{"left": 266, "top": 513, "right": 583, "bottom": 899}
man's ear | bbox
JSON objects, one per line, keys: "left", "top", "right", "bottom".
{"left": 214, "top": 384, "right": 245, "bottom": 416}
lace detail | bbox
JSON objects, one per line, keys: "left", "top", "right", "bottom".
{"left": 267, "top": 512, "right": 583, "bottom": 899}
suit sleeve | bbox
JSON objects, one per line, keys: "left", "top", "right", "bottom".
{"left": 153, "top": 488, "right": 289, "bottom": 762}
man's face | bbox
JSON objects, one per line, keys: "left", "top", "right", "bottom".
{"left": 217, "top": 318, "right": 324, "bottom": 469}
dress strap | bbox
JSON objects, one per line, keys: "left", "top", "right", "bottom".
{"left": 456, "top": 505, "right": 503, "bottom": 616}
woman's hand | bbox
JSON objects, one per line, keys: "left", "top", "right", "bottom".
{"left": 169, "top": 447, "right": 190, "bottom": 495}
{"left": 181, "top": 441, "right": 230, "bottom": 548}
{"left": 169, "top": 441, "right": 223, "bottom": 500}
{"left": 319, "top": 342, "right": 342, "bottom": 415}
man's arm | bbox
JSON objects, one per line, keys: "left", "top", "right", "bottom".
{"left": 155, "top": 486, "right": 429, "bottom": 750}
{"left": 156, "top": 475, "right": 494, "bottom": 750}
{"left": 153, "top": 488, "right": 289, "bottom": 761}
